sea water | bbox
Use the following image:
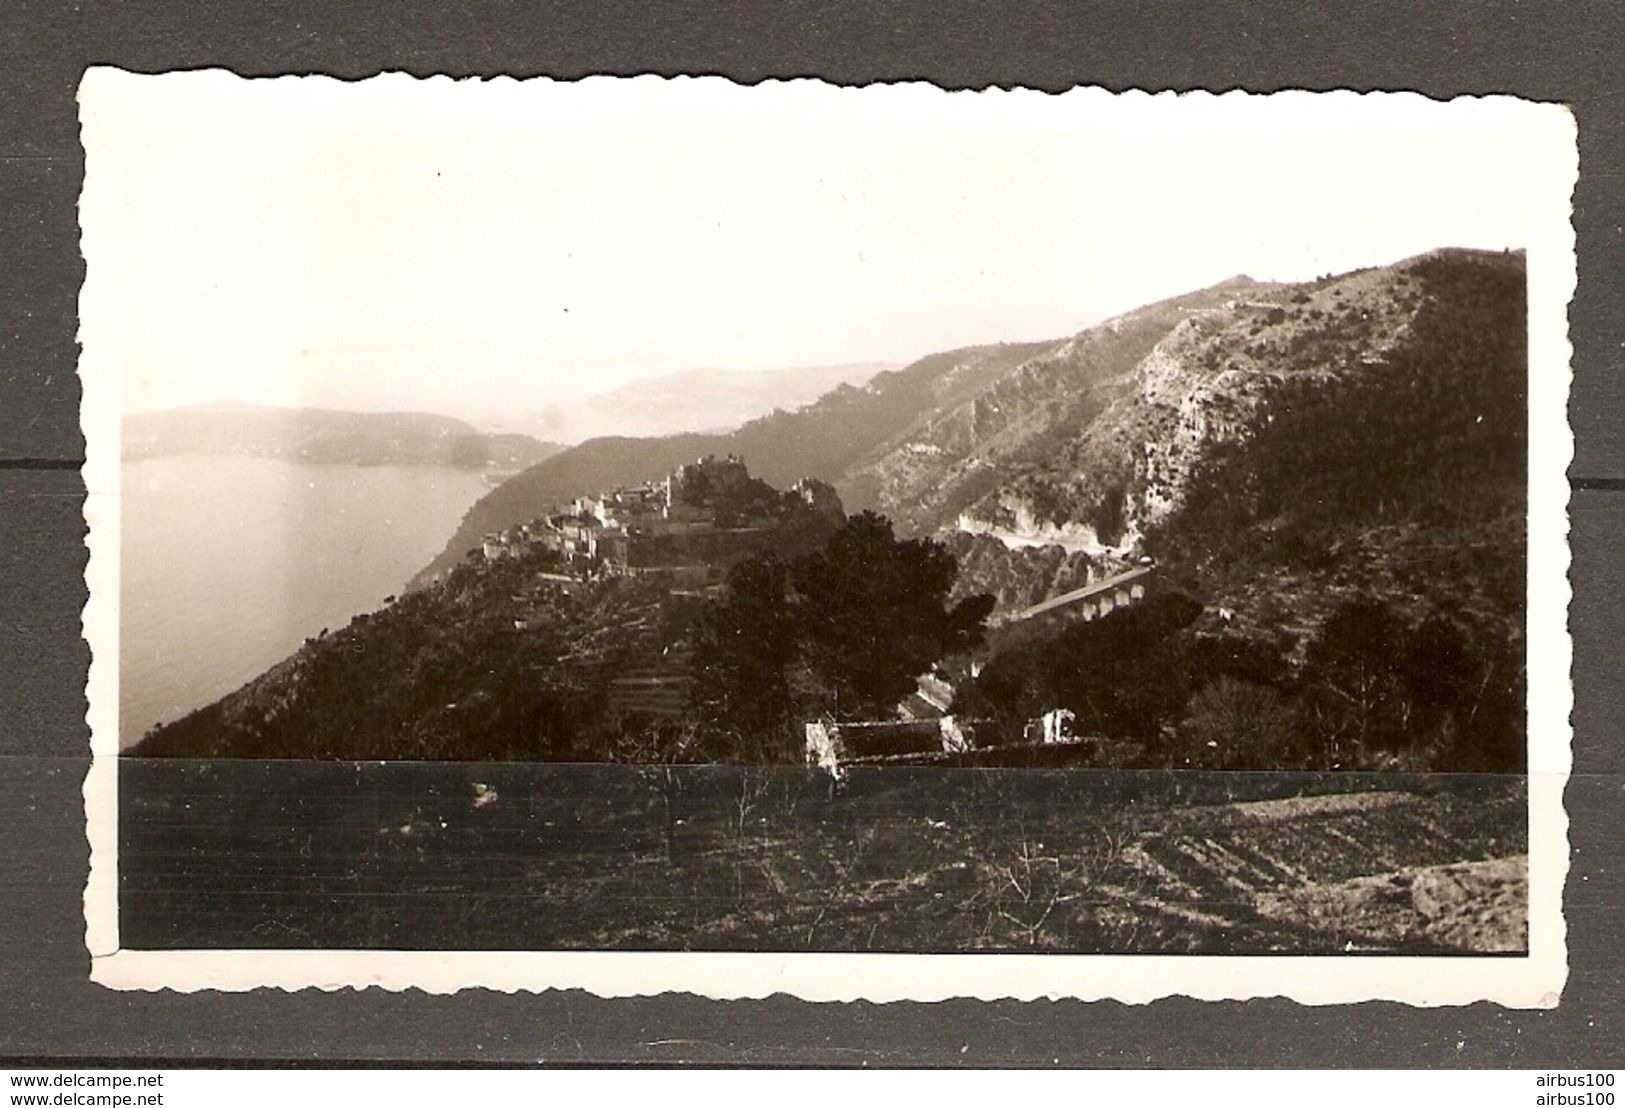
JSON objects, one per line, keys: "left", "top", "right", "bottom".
{"left": 119, "top": 455, "right": 489, "bottom": 747}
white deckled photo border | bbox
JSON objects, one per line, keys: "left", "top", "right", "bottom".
{"left": 79, "top": 71, "right": 1576, "bottom": 1005}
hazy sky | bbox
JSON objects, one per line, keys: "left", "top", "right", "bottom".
{"left": 80, "top": 73, "right": 1560, "bottom": 431}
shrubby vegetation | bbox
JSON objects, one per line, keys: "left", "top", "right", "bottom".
{"left": 1160, "top": 252, "right": 1526, "bottom": 579}
{"left": 956, "top": 594, "right": 1203, "bottom": 744}
{"left": 957, "top": 590, "right": 1522, "bottom": 773}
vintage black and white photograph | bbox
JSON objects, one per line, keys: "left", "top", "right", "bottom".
{"left": 79, "top": 73, "right": 1573, "bottom": 1004}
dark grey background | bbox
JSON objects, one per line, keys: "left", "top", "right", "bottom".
{"left": 1, "top": 0, "right": 1619, "bottom": 1066}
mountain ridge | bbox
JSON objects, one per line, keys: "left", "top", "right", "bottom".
{"left": 533, "top": 361, "right": 897, "bottom": 443}
{"left": 123, "top": 400, "right": 564, "bottom": 471}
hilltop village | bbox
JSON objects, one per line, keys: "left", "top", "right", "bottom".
{"left": 469, "top": 454, "right": 1165, "bottom": 777}
{"left": 468, "top": 456, "right": 863, "bottom": 732}
{"left": 461, "top": 455, "right": 846, "bottom": 729}
{"left": 476, "top": 454, "right": 845, "bottom": 588}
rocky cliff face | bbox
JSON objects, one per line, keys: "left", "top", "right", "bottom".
{"left": 844, "top": 277, "right": 1270, "bottom": 540}
{"left": 1112, "top": 261, "right": 1419, "bottom": 543}
{"left": 898, "top": 251, "right": 1513, "bottom": 618}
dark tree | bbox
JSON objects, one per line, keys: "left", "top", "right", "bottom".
{"left": 1304, "top": 597, "right": 1411, "bottom": 765}
{"left": 689, "top": 553, "right": 799, "bottom": 759}
{"left": 967, "top": 592, "right": 1203, "bottom": 743}
{"left": 608, "top": 718, "right": 701, "bottom": 863}
{"left": 1074, "top": 594, "right": 1200, "bottom": 740}
{"left": 791, "top": 511, "right": 993, "bottom": 720}
{"left": 1093, "top": 482, "right": 1129, "bottom": 546}
{"left": 1180, "top": 676, "right": 1305, "bottom": 769}
{"left": 1400, "top": 612, "right": 1525, "bottom": 773}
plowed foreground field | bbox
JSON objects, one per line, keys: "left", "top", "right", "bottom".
{"left": 120, "top": 761, "right": 1525, "bottom": 954}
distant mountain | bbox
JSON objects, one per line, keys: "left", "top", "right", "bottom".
{"left": 123, "top": 401, "right": 563, "bottom": 471}
{"left": 541, "top": 362, "right": 896, "bottom": 442}
{"left": 409, "top": 342, "right": 1057, "bottom": 586}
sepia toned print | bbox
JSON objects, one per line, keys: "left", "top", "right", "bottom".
{"left": 80, "top": 72, "right": 1574, "bottom": 1004}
